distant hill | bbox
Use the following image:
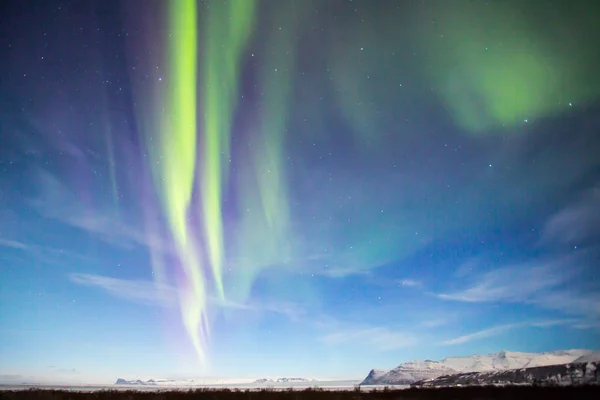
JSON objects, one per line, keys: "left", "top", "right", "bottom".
{"left": 253, "top": 378, "right": 314, "bottom": 384}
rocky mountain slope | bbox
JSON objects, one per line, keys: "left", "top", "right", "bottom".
{"left": 362, "top": 360, "right": 457, "bottom": 385}
{"left": 361, "top": 349, "right": 595, "bottom": 385}
{"left": 411, "top": 361, "right": 599, "bottom": 387}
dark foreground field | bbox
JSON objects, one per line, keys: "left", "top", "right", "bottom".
{"left": 2, "top": 386, "right": 600, "bottom": 400}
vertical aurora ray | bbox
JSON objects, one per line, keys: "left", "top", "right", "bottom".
{"left": 201, "top": 0, "right": 257, "bottom": 300}
{"left": 229, "top": 1, "right": 312, "bottom": 303}
{"left": 156, "top": 0, "right": 209, "bottom": 364}
{"left": 105, "top": 127, "right": 119, "bottom": 212}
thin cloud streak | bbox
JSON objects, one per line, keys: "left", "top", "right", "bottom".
{"left": 441, "top": 323, "right": 518, "bottom": 345}
{"left": 0, "top": 238, "right": 28, "bottom": 249}
{"left": 437, "top": 253, "right": 599, "bottom": 318}
{"left": 540, "top": 184, "right": 600, "bottom": 246}
{"left": 68, "top": 273, "right": 177, "bottom": 307}
{"left": 68, "top": 273, "right": 306, "bottom": 321}
{"left": 441, "top": 319, "right": 581, "bottom": 345}
{"left": 438, "top": 258, "right": 575, "bottom": 304}
{"left": 398, "top": 279, "right": 422, "bottom": 287}
{"left": 319, "top": 327, "right": 417, "bottom": 351}
{"left": 29, "top": 169, "right": 172, "bottom": 254}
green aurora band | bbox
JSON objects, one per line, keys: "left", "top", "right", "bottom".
{"left": 418, "top": 0, "right": 600, "bottom": 132}
{"left": 151, "top": 0, "right": 260, "bottom": 363}
{"left": 229, "top": 0, "right": 311, "bottom": 304}
{"left": 161, "top": 0, "right": 208, "bottom": 363}
{"left": 202, "top": 0, "right": 257, "bottom": 301}
{"left": 136, "top": 0, "right": 599, "bottom": 365}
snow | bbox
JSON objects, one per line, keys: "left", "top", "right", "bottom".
{"left": 362, "top": 360, "right": 457, "bottom": 385}
{"left": 440, "top": 349, "right": 592, "bottom": 372}
{"left": 573, "top": 351, "right": 600, "bottom": 363}
{"left": 362, "top": 349, "right": 596, "bottom": 385}
{"left": 112, "top": 378, "right": 362, "bottom": 389}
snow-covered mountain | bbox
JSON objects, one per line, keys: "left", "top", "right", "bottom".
{"left": 440, "top": 349, "right": 591, "bottom": 372}
{"left": 361, "top": 349, "right": 595, "bottom": 385}
{"left": 362, "top": 360, "right": 457, "bottom": 385}
{"left": 574, "top": 351, "right": 600, "bottom": 364}
{"left": 412, "top": 361, "right": 599, "bottom": 387}
{"left": 115, "top": 377, "right": 316, "bottom": 387}
{"left": 115, "top": 378, "right": 156, "bottom": 385}
{"left": 114, "top": 378, "right": 256, "bottom": 386}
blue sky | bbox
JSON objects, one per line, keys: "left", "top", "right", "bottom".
{"left": 1, "top": 0, "right": 600, "bottom": 385}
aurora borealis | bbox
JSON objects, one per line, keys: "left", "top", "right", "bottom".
{"left": 1, "top": 0, "right": 600, "bottom": 384}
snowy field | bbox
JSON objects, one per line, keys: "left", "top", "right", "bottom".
{"left": 0, "top": 382, "right": 409, "bottom": 393}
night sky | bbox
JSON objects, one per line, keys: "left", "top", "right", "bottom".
{"left": 1, "top": 0, "right": 600, "bottom": 385}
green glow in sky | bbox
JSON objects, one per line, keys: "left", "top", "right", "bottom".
{"left": 137, "top": 0, "right": 600, "bottom": 365}
{"left": 202, "top": 0, "right": 257, "bottom": 300}
{"left": 420, "top": 1, "right": 600, "bottom": 132}
{"left": 159, "top": 0, "right": 208, "bottom": 364}
{"left": 229, "top": 1, "right": 310, "bottom": 303}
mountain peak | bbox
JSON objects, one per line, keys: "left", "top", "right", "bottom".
{"left": 361, "top": 349, "right": 597, "bottom": 386}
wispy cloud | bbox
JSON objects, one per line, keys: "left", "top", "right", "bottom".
{"left": 68, "top": 273, "right": 177, "bottom": 307}
{"left": 0, "top": 238, "right": 28, "bottom": 249}
{"left": 453, "top": 258, "right": 481, "bottom": 278}
{"left": 319, "top": 327, "right": 417, "bottom": 350}
{"left": 255, "top": 301, "right": 307, "bottom": 322}
{"left": 571, "top": 320, "right": 600, "bottom": 330}
{"left": 532, "top": 290, "right": 600, "bottom": 318}
{"left": 68, "top": 273, "right": 306, "bottom": 321}
{"left": 421, "top": 318, "right": 448, "bottom": 328}
{"left": 438, "top": 258, "right": 573, "bottom": 303}
{"left": 540, "top": 184, "right": 600, "bottom": 246}
{"left": 0, "top": 237, "right": 98, "bottom": 268}
{"left": 441, "top": 323, "right": 518, "bottom": 345}
{"left": 437, "top": 184, "right": 600, "bottom": 320}
{"left": 437, "top": 252, "right": 599, "bottom": 318}
{"left": 441, "top": 319, "right": 579, "bottom": 345}
{"left": 314, "top": 264, "right": 374, "bottom": 278}
{"left": 398, "top": 279, "right": 422, "bottom": 287}
{"left": 29, "top": 169, "right": 170, "bottom": 254}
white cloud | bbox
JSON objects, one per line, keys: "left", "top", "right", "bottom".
{"left": 437, "top": 253, "right": 599, "bottom": 318}
{"left": 398, "top": 279, "right": 422, "bottom": 287}
{"left": 255, "top": 301, "right": 307, "bottom": 322}
{"left": 68, "top": 273, "right": 306, "bottom": 320}
{"left": 319, "top": 326, "right": 417, "bottom": 350}
{"left": 317, "top": 266, "right": 372, "bottom": 278}
{"left": 29, "top": 169, "right": 171, "bottom": 254}
{"left": 437, "top": 185, "right": 600, "bottom": 320}
{"left": 441, "top": 319, "right": 579, "bottom": 345}
{"left": 453, "top": 257, "right": 481, "bottom": 278}
{"left": 532, "top": 290, "right": 600, "bottom": 318}
{"left": 438, "top": 260, "right": 571, "bottom": 303}
{"left": 540, "top": 184, "right": 600, "bottom": 246}
{"left": 0, "top": 237, "right": 99, "bottom": 268}
{"left": 68, "top": 273, "right": 177, "bottom": 307}
{"left": 0, "top": 238, "right": 28, "bottom": 249}
{"left": 441, "top": 323, "right": 518, "bottom": 345}
{"left": 421, "top": 318, "right": 448, "bottom": 328}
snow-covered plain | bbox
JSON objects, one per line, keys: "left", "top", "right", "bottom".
{"left": 0, "top": 381, "right": 401, "bottom": 393}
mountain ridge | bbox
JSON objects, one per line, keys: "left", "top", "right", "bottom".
{"left": 361, "top": 349, "right": 596, "bottom": 385}
{"left": 411, "top": 361, "right": 599, "bottom": 387}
